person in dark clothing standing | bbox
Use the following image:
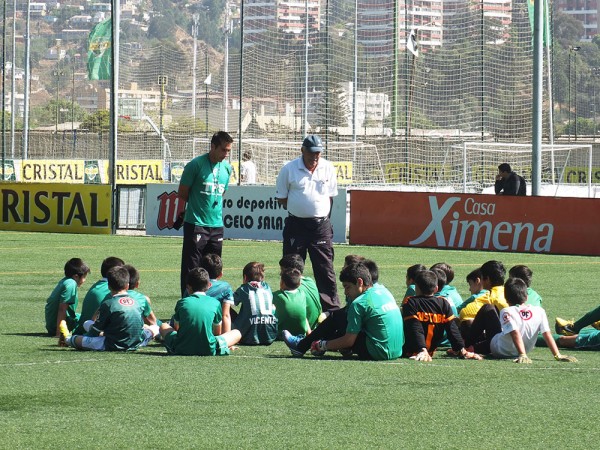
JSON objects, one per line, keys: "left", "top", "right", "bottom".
{"left": 494, "top": 163, "right": 526, "bottom": 196}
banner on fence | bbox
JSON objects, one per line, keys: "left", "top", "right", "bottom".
{"left": 146, "top": 184, "right": 348, "bottom": 243}
{"left": 349, "top": 190, "right": 600, "bottom": 256}
{"left": 0, "top": 183, "right": 111, "bottom": 234}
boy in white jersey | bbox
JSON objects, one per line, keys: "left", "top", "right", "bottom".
{"left": 469, "top": 278, "right": 577, "bottom": 364}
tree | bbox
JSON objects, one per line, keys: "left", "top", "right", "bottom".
{"left": 314, "top": 87, "right": 350, "bottom": 129}
{"left": 79, "top": 110, "right": 110, "bottom": 132}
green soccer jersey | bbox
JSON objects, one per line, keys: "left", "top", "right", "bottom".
{"left": 526, "top": 287, "right": 543, "bottom": 307}
{"left": 233, "top": 281, "right": 278, "bottom": 345}
{"left": 128, "top": 290, "right": 152, "bottom": 318}
{"left": 165, "top": 292, "right": 223, "bottom": 356}
{"left": 273, "top": 289, "right": 309, "bottom": 337}
{"left": 45, "top": 277, "right": 79, "bottom": 335}
{"left": 439, "top": 285, "right": 463, "bottom": 309}
{"left": 91, "top": 293, "right": 146, "bottom": 351}
{"left": 73, "top": 278, "right": 110, "bottom": 335}
{"left": 346, "top": 284, "right": 404, "bottom": 360}
{"left": 300, "top": 276, "right": 322, "bottom": 329}
{"left": 207, "top": 279, "right": 235, "bottom": 306}
{"left": 180, "top": 153, "right": 232, "bottom": 227}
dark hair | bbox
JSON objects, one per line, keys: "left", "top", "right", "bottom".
{"left": 279, "top": 254, "right": 305, "bottom": 273}
{"left": 362, "top": 259, "right": 379, "bottom": 283}
{"left": 504, "top": 278, "right": 528, "bottom": 306}
{"left": 200, "top": 254, "right": 223, "bottom": 279}
{"left": 107, "top": 266, "right": 129, "bottom": 291}
{"left": 498, "top": 163, "right": 512, "bottom": 173}
{"left": 242, "top": 150, "right": 252, "bottom": 161}
{"left": 243, "top": 262, "right": 265, "bottom": 282}
{"left": 211, "top": 131, "right": 233, "bottom": 147}
{"left": 344, "top": 254, "right": 365, "bottom": 268}
{"left": 415, "top": 270, "right": 438, "bottom": 296}
{"left": 339, "top": 262, "right": 372, "bottom": 286}
{"left": 186, "top": 267, "right": 210, "bottom": 293}
{"left": 480, "top": 260, "right": 506, "bottom": 287}
{"left": 64, "top": 258, "right": 91, "bottom": 278}
{"left": 280, "top": 268, "right": 302, "bottom": 290}
{"left": 123, "top": 264, "right": 139, "bottom": 290}
{"left": 508, "top": 265, "right": 533, "bottom": 287}
{"left": 431, "top": 267, "right": 447, "bottom": 291}
{"left": 100, "top": 256, "right": 125, "bottom": 278}
{"left": 466, "top": 268, "right": 482, "bottom": 283}
{"left": 406, "top": 264, "right": 426, "bottom": 281}
{"left": 430, "top": 262, "right": 454, "bottom": 283}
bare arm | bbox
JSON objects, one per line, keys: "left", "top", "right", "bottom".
{"left": 541, "top": 330, "right": 577, "bottom": 362}
{"left": 178, "top": 184, "right": 190, "bottom": 203}
{"left": 509, "top": 329, "right": 527, "bottom": 355}
{"left": 322, "top": 332, "right": 357, "bottom": 351}
{"left": 213, "top": 322, "right": 222, "bottom": 336}
{"left": 221, "top": 303, "right": 231, "bottom": 333}
{"left": 277, "top": 198, "right": 288, "bottom": 209}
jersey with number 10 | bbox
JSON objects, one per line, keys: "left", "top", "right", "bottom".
{"left": 233, "top": 281, "right": 277, "bottom": 345}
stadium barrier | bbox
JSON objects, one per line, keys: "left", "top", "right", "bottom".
{"left": 0, "top": 183, "right": 111, "bottom": 234}
{"left": 145, "top": 185, "right": 348, "bottom": 243}
{"left": 349, "top": 190, "right": 600, "bottom": 256}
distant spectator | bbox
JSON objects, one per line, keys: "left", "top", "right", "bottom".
{"left": 240, "top": 150, "right": 257, "bottom": 184}
{"left": 494, "top": 163, "right": 526, "bottom": 196}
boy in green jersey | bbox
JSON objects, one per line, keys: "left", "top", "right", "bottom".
{"left": 61, "top": 266, "right": 158, "bottom": 351}
{"left": 309, "top": 262, "right": 404, "bottom": 361}
{"left": 278, "top": 254, "right": 322, "bottom": 328}
{"left": 200, "top": 254, "right": 235, "bottom": 332}
{"left": 72, "top": 256, "right": 124, "bottom": 335}
{"left": 159, "top": 268, "right": 241, "bottom": 356}
{"left": 509, "top": 265, "right": 542, "bottom": 307}
{"left": 273, "top": 268, "right": 311, "bottom": 338}
{"left": 402, "top": 264, "right": 426, "bottom": 305}
{"left": 45, "top": 258, "right": 90, "bottom": 337}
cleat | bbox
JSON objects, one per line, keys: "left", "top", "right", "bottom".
{"left": 592, "top": 321, "right": 600, "bottom": 331}
{"left": 58, "top": 320, "right": 71, "bottom": 347}
{"left": 282, "top": 330, "right": 305, "bottom": 357}
{"left": 555, "top": 317, "right": 576, "bottom": 336}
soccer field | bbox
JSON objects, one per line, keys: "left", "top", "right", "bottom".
{"left": 1, "top": 231, "right": 599, "bottom": 448}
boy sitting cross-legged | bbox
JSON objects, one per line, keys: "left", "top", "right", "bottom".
{"left": 61, "top": 266, "right": 158, "bottom": 351}
{"left": 159, "top": 267, "right": 241, "bottom": 356}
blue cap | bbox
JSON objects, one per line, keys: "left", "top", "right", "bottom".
{"left": 302, "top": 135, "right": 323, "bottom": 152}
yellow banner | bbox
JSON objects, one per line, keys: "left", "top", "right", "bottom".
{"left": 0, "top": 183, "right": 111, "bottom": 234}
{"left": 115, "top": 160, "right": 165, "bottom": 184}
{"left": 332, "top": 161, "right": 353, "bottom": 185}
{"left": 563, "top": 166, "right": 600, "bottom": 184}
{"left": 21, "top": 160, "right": 87, "bottom": 183}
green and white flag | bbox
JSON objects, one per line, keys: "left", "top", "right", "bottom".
{"left": 87, "top": 19, "right": 112, "bottom": 80}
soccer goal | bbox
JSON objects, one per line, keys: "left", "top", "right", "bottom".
{"left": 457, "top": 142, "right": 596, "bottom": 197}
{"left": 239, "top": 139, "right": 384, "bottom": 185}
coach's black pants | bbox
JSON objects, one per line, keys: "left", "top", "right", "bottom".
{"left": 180, "top": 222, "right": 223, "bottom": 297}
{"left": 282, "top": 215, "right": 340, "bottom": 311}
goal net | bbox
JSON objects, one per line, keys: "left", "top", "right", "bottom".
{"left": 457, "top": 142, "right": 595, "bottom": 195}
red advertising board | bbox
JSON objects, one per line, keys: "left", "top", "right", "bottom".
{"left": 349, "top": 190, "right": 600, "bottom": 256}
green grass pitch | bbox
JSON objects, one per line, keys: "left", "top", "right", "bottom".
{"left": 1, "top": 230, "right": 599, "bottom": 448}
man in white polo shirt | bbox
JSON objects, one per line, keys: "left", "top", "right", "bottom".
{"left": 275, "top": 135, "right": 340, "bottom": 312}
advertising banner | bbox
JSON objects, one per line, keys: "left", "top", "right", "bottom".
{"left": 0, "top": 183, "right": 111, "bottom": 234}
{"left": 7, "top": 159, "right": 165, "bottom": 184}
{"left": 349, "top": 190, "right": 600, "bottom": 256}
{"left": 146, "top": 184, "right": 348, "bottom": 243}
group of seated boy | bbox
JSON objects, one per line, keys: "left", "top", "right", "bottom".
{"left": 46, "top": 253, "right": 598, "bottom": 362}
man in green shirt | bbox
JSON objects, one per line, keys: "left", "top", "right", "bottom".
{"left": 178, "top": 131, "right": 233, "bottom": 296}
{"left": 309, "top": 262, "right": 404, "bottom": 361}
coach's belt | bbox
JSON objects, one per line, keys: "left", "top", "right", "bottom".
{"left": 288, "top": 214, "right": 328, "bottom": 223}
